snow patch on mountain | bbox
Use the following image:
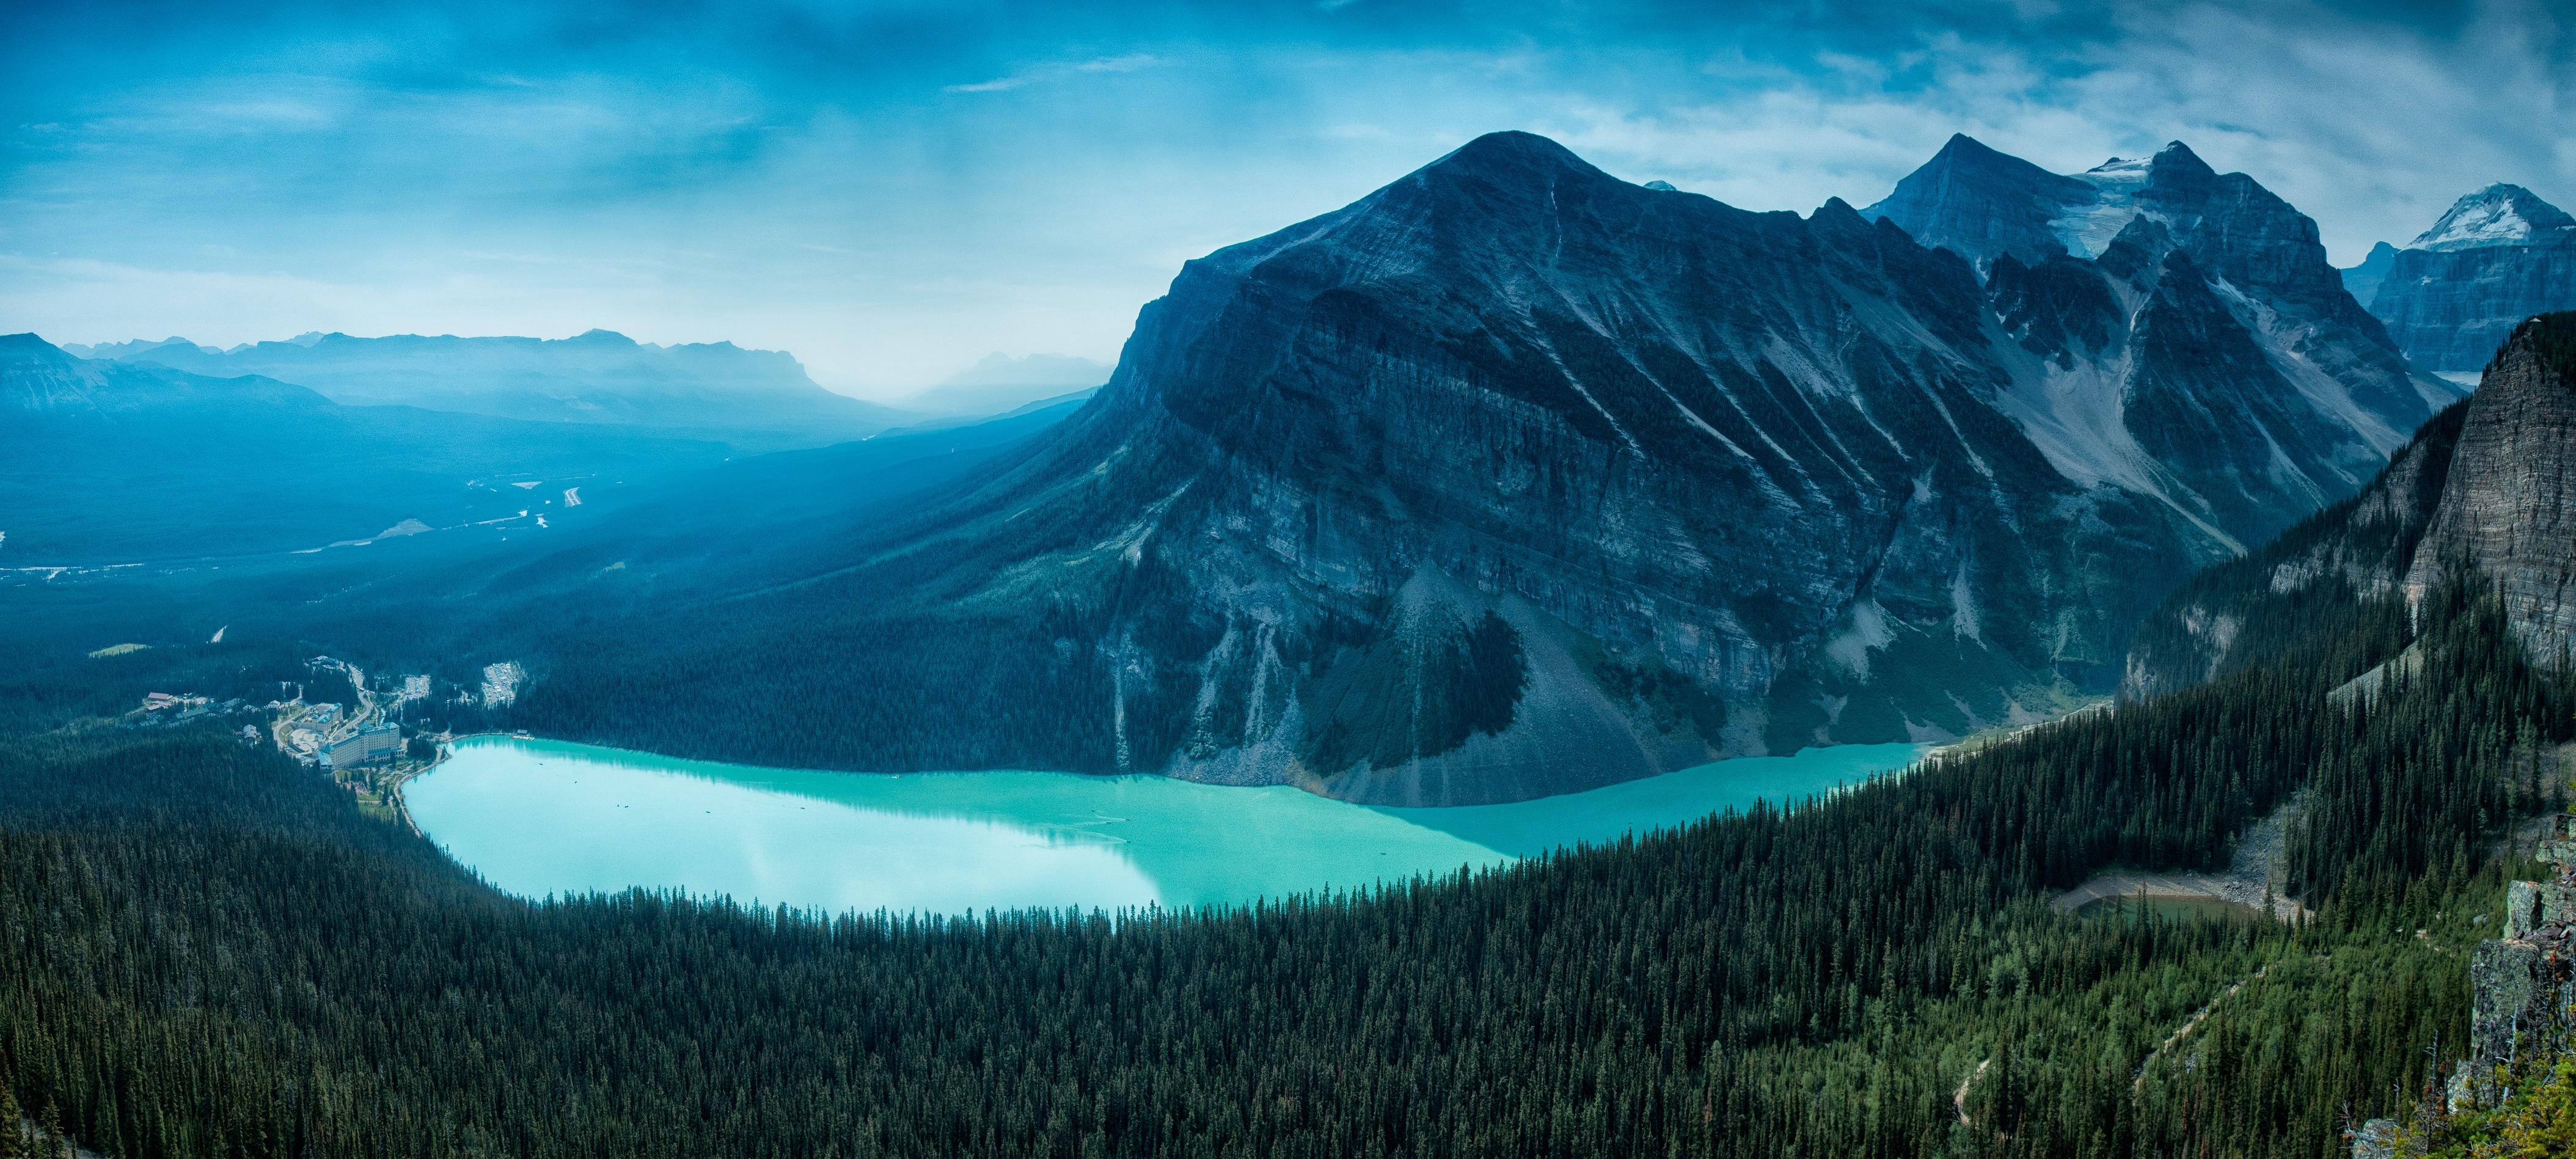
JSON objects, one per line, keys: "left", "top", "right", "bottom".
{"left": 2048, "top": 156, "right": 2156, "bottom": 259}
{"left": 2411, "top": 185, "right": 2576, "bottom": 252}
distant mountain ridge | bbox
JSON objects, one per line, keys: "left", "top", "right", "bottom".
{"left": 0, "top": 334, "right": 727, "bottom": 563}
{"left": 504, "top": 130, "right": 2454, "bottom": 805}
{"left": 2353, "top": 184, "right": 2576, "bottom": 374}
{"left": 83, "top": 329, "right": 911, "bottom": 448}
{"left": 4, "top": 332, "right": 325, "bottom": 414}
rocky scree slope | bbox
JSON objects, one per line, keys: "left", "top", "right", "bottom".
{"left": 687, "top": 131, "right": 2448, "bottom": 805}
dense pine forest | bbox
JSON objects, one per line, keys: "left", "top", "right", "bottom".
{"left": 0, "top": 568, "right": 2562, "bottom": 1157}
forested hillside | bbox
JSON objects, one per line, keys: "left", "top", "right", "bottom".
{"left": 0, "top": 568, "right": 2556, "bottom": 1157}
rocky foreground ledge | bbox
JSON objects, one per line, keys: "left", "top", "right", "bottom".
{"left": 2355, "top": 818, "right": 2576, "bottom": 1156}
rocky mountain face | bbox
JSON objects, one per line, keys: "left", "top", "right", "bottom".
{"left": 1856, "top": 134, "right": 2101, "bottom": 273}
{"left": 2123, "top": 313, "right": 2576, "bottom": 695}
{"left": 632, "top": 131, "right": 2446, "bottom": 805}
{"left": 2365, "top": 185, "right": 2576, "bottom": 374}
{"left": 1868, "top": 136, "right": 2459, "bottom": 552}
{"left": 2406, "top": 315, "right": 2576, "bottom": 665}
{"left": 90, "top": 329, "right": 907, "bottom": 449}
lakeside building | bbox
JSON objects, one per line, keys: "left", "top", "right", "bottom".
{"left": 326, "top": 725, "right": 402, "bottom": 770}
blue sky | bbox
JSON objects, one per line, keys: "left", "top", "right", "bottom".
{"left": 2, "top": 0, "right": 2569, "bottom": 398}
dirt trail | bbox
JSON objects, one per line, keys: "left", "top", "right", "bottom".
{"left": 1953, "top": 1057, "right": 1991, "bottom": 1125}
{"left": 2131, "top": 959, "right": 2297, "bottom": 1092}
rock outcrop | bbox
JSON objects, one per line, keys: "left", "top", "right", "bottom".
{"left": 2367, "top": 185, "right": 2576, "bottom": 375}
{"left": 2408, "top": 315, "right": 2576, "bottom": 665}
{"left": 2437, "top": 820, "right": 2576, "bottom": 1119}
{"left": 2349, "top": 816, "right": 2576, "bottom": 1155}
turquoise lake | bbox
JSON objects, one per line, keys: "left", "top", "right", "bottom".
{"left": 405, "top": 736, "right": 1928, "bottom": 915}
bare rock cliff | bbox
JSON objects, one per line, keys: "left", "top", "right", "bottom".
{"left": 2409, "top": 315, "right": 2576, "bottom": 664}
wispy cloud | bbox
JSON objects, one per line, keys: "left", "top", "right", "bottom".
{"left": 944, "top": 54, "right": 1166, "bottom": 94}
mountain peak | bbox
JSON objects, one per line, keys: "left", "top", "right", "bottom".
{"left": 2340, "top": 240, "right": 2401, "bottom": 305}
{"left": 2411, "top": 183, "right": 2575, "bottom": 251}
{"left": 0, "top": 332, "right": 70, "bottom": 364}
{"left": 2152, "top": 141, "right": 2209, "bottom": 170}
{"left": 1861, "top": 133, "right": 2095, "bottom": 268}
{"left": 1445, "top": 130, "right": 1576, "bottom": 163}
{"left": 1418, "top": 131, "right": 1603, "bottom": 187}
{"left": 1928, "top": 133, "right": 2036, "bottom": 173}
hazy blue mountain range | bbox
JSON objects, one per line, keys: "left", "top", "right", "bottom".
{"left": 382, "top": 130, "right": 2455, "bottom": 806}
{"left": 75, "top": 329, "right": 913, "bottom": 449}
{"left": 2346, "top": 184, "right": 2576, "bottom": 375}
{"left": 0, "top": 334, "right": 731, "bottom": 565}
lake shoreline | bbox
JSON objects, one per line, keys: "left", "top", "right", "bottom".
{"left": 405, "top": 735, "right": 1931, "bottom": 916}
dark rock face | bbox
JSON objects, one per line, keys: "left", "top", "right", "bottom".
{"left": 2368, "top": 185, "right": 2576, "bottom": 374}
{"left": 810, "top": 132, "right": 2447, "bottom": 803}
{"left": 2408, "top": 315, "right": 2576, "bottom": 664}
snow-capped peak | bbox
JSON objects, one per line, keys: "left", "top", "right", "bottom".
{"left": 2077, "top": 155, "right": 2153, "bottom": 191}
{"left": 2410, "top": 184, "right": 2575, "bottom": 252}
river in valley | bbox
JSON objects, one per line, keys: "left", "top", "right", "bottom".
{"left": 404, "top": 736, "right": 1928, "bottom": 915}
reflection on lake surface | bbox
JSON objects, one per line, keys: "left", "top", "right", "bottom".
{"left": 406, "top": 736, "right": 1927, "bottom": 915}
